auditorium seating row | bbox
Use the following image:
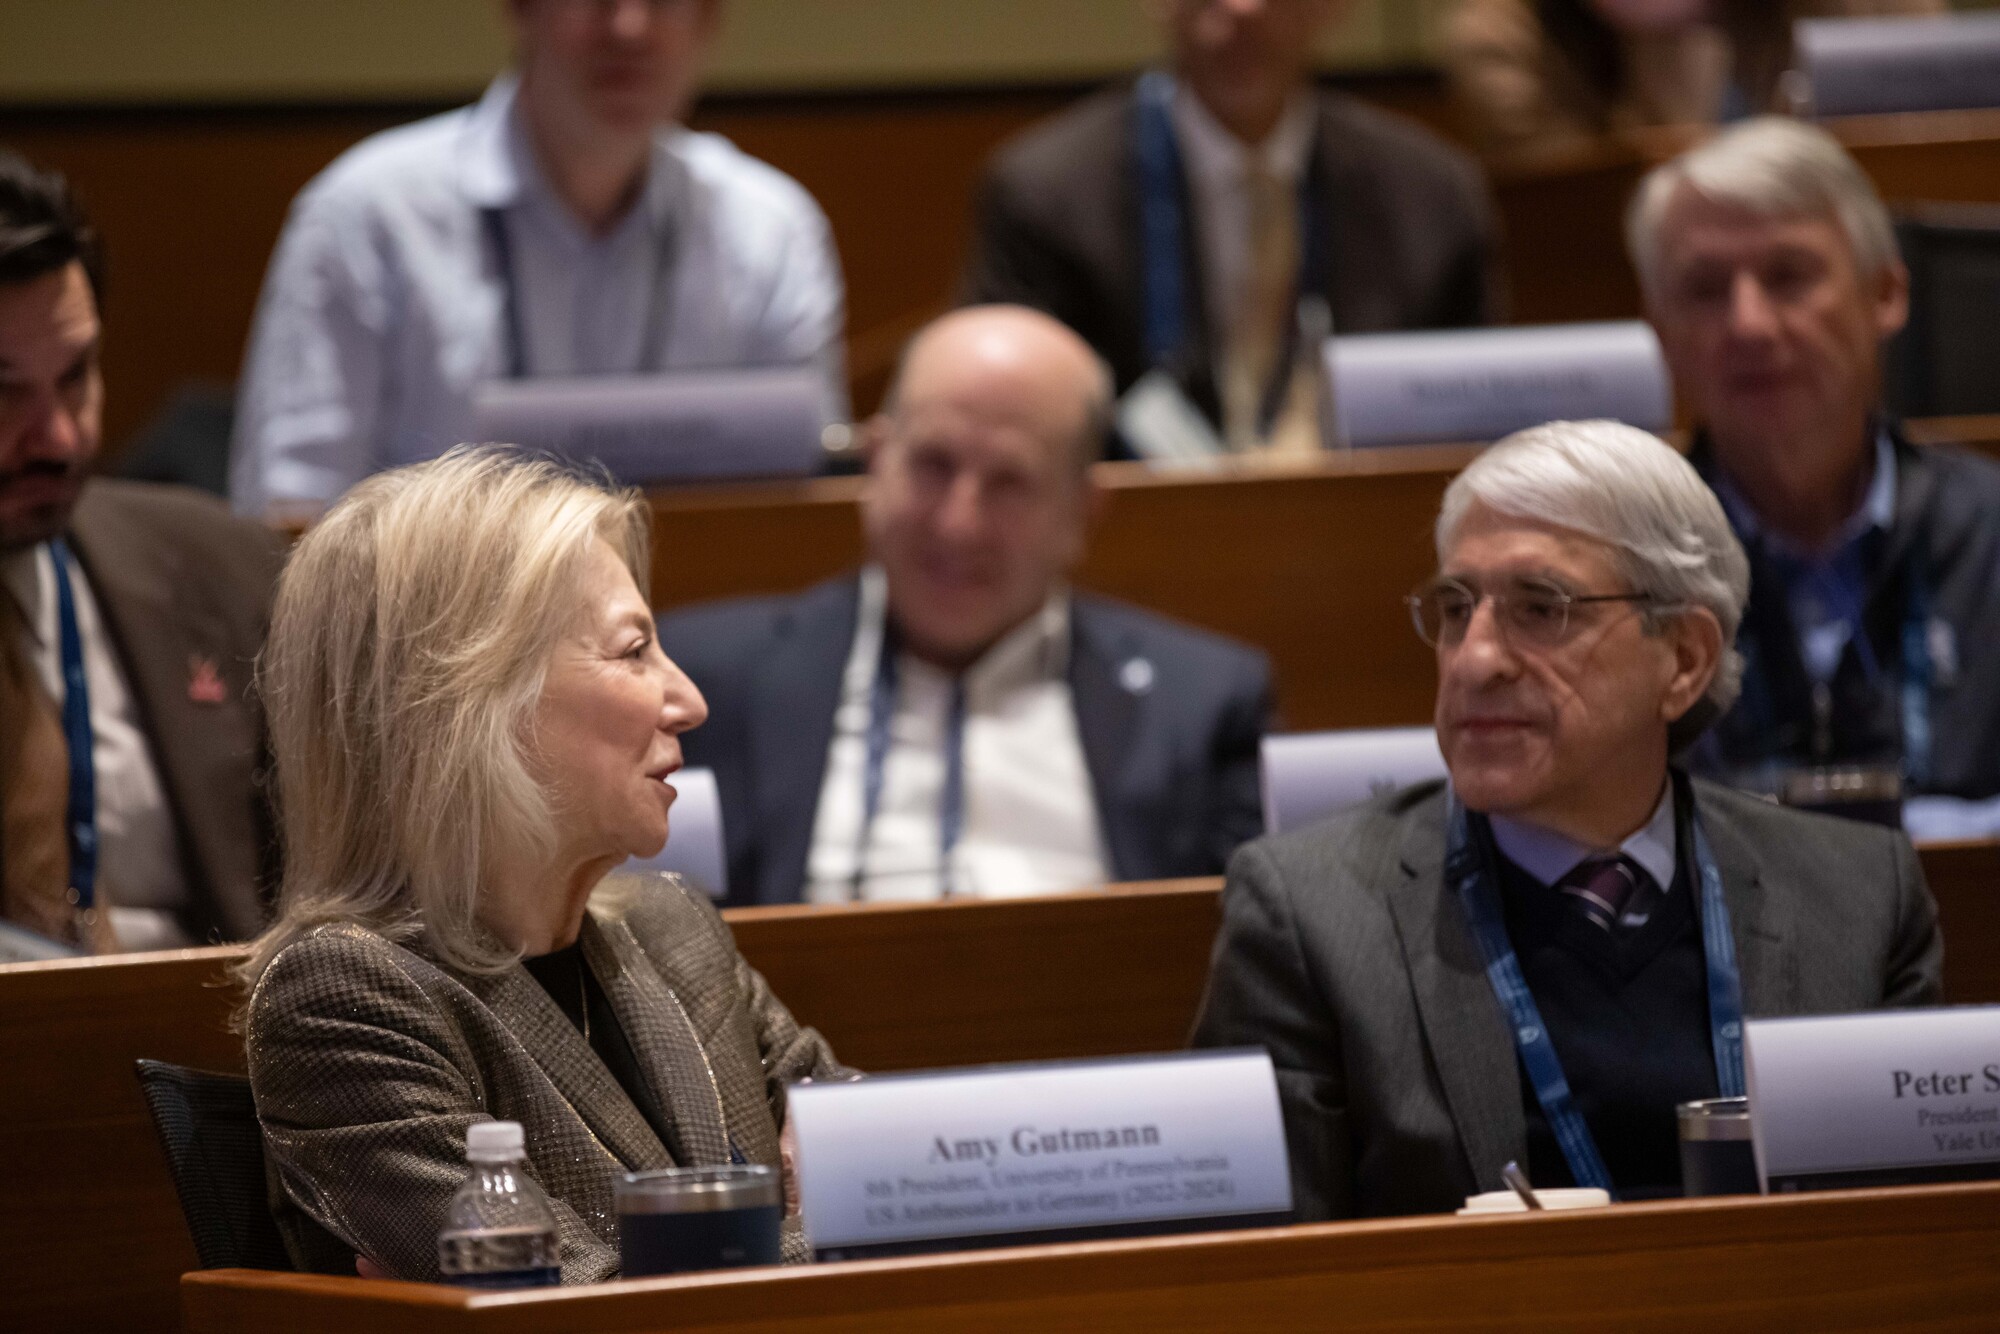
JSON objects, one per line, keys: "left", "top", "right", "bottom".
{"left": 648, "top": 417, "right": 2000, "bottom": 732}
{"left": 6, "top": 840, "right": 1997, "bottom": 1331}
{"left": 2, "top": 100, "right": 1996, "bottom": 452}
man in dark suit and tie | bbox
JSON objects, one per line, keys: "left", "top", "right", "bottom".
{"left": 660, "top": 305, "right": 1271, "bottom": 907}
{"left": 0, "top": 150, "right": 284, "bottom": 956}
{"left": 1195, "top": 419, "right": 1941, "bottom": 1218}
{"left": 962, "top": 0, "right": 1497, "bottom": 452}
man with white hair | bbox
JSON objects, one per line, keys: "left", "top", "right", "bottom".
{"left": 1629, "top": 116, "right": 2000, "bottom": 800}
{"left": 1194, "top": 420, "right": 1940, "bottom": 1219}
{"left": 663, "top": 305, "right": 1271, "bottom": 906}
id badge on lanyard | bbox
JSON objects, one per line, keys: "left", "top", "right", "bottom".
{"left": 1131, "top": 72, "right": 1326, "bottom": 385}
{"left": 1444, "top": 788, "right": 1745, "bottom": 1194}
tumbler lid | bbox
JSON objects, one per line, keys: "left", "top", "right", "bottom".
{"left": 1676, "top": 1096, "right": 1753, "bottom": 1141}
{"left": 616, "top": 1164, "right": 780, "bottom": 1213}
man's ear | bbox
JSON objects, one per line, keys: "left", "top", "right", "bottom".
{"left": 1661, "top": 606, "right": 1724, "bottom": 727}
{"left": 1874, "top": 257, "right": 1912, "bottom": 342}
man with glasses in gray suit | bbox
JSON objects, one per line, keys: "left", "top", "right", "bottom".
{"left": 1194, "top": 419, "right": 1941, "bottom": 1218}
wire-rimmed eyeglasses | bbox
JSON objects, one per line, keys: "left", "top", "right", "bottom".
{"left": 1405, "top": 576, "right": 1669, "bottom": 650}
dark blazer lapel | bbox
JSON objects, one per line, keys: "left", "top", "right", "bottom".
{"left": 1068, "top": 603, "right": 1147, "bottom": 880}
{"left": 746, "top": 578, "right": 857, "bottom": 904}
{"left": 1382, "top": 799, "right": 1526, "bottom": 1193}
{"left": 582, "top": 913, "right": 733, "bottom": 1167}
{"left": 66, "top": 505, "right": 266, "bottom": 940}
{"left": 1310, "top": 96, "right": 1365, "bottom": 327}
{"left": 462, "top": 960, "right": 671, "bottom": 1181}
{"left": 1690, "top": 784, "right": 1796, "bottom": 1014}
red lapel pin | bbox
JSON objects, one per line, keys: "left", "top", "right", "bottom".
{"left": 187, "top": 656, "right": 228, "bottom": 705}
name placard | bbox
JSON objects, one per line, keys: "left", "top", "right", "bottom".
{"left": 1261, "top": 727, "right": 1446, "bottom": 836}
{"left": 788, "top": 1050, "right": 1292, "bottom": 1259}
{"left": 1323, "top": 321, "right": 1671, "bottom": 449}
{"left": 471, "top": 365, "right": 827, "bottom": 486}
{"left": 1795, "top": 15, "right": 2000, "bottom": 118}
{"left": 1745, "top": 1007, "right": 2000, "bottom": 1193}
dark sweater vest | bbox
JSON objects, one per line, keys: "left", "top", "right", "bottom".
{"left": 1490, "top": 808, "right": 1719, "bottom": 1199}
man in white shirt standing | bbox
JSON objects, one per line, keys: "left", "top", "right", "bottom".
{"left": 231, "top": 0, "right": 846, "bottom": 522}
{"left": 0, "top": 152, "right": 283, "bottom": 958}
{"left": 963, "top": 0, "right": 1495, "bottom": 452}
{"left": 662, "top": 305, "right": 1272, "bottom": 905}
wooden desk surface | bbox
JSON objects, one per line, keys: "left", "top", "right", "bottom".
{"left": 181, "top": 1181, "right": 2000, "bottom": 1333}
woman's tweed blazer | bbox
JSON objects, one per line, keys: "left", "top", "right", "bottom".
{"left": 246, "top": 872, "right": 848, "bottom": 1281}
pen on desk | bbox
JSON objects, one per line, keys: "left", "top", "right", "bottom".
{"left": 1501, "top": 1160, "right": 1544, "bottom": 1211}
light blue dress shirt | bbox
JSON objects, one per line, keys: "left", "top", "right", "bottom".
{"left": 230, "top": 74, "right": 848, "bottom": 518}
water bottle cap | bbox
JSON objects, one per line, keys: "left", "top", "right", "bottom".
{"left": 465, "top": 1120, "right": 525, "bottom": 1163}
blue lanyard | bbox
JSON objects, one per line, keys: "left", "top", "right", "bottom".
{"left": 479, "top": 207, "right": 673, "bottom": 381}
{"left": 47, "top": 540, "right": 97, "bottom": 912}
{"left": 1445, "top": 789, "right": 1745, "bottom": 1195}
{"left": 1898, "top": 563, "right": 1933, "bottom": 788}
{"left": 851, "top": 624, "right": 967, "bottom": 898}
{"left": 1132, "top": 72, "right": 1324, "bottom": 409}
{"left": 1742, "top": 549, "right": 1932, "bottom": 785}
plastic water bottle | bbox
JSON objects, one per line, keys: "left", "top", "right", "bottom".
{"left": 436, "top": 1120, "right": 562, "bottom": 1288}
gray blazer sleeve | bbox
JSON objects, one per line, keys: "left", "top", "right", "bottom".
{"left": 1206, "top": 659, "right": 1274, "bottom": 876}
{"left": 668, "top": 885, "right": 856, "bottom": 1105}
{"left": 1884, "top": 834, "right": 1945, "bottom": 1007}
{"left": 247, "top": 931, "right": 619, "bottom": 1284}
{"left": 1190, "top": 841, "right": 1354, "bottom": 1221}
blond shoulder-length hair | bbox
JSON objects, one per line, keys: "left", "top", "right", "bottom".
{"left": 236, "top": 446, "right": 650, "bottom": 989}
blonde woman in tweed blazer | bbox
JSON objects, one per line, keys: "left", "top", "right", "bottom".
{"left": 238, "top": 449, "right": 850, "bottom": 1283}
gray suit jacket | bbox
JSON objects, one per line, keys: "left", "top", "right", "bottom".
{"left": 246, "top": 872, "right": 849, "bottom": 1282}
{"left": 1192, "top": 777, "right": 1943, "bottom": 1221}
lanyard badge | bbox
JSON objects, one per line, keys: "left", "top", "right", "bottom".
{"left": 1445, "top": 786, "right": 1745, "bottom": 1195}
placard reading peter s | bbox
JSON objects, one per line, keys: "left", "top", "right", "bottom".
{"left": 788, "top": 1050, "right": 1292, "bottom": 1259}
{"left": 1746, "top": 1007, "right": 2000, "bottom": 1193}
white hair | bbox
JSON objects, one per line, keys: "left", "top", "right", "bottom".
{"left": 1437, "top": 420, "right": 1751, "bottom": 750}
{"left": 1627, "top": 116, "right": 1900, "bottom": 301}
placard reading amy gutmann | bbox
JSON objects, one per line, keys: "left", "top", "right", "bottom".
{"left": 788, "top": 1050, "right": 1292, "bottom": 1257}
{"left": 1746, "top": 1007, "right": 2000, "bottom": 1193}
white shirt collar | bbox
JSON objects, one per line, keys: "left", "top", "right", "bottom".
{"left": 853, "top": 565, "right": 1071, "bottom": 698}
{"left": 1169, "top": 77, "right": 1316, "bottom": 191}
{"left": 1487, "top": 781, "right": 1678, "bottom": 894}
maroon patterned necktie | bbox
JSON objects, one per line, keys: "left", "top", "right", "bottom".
{"left": 1559, "top": 856, "right": 1644, "bottom": 933}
